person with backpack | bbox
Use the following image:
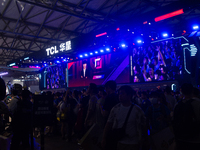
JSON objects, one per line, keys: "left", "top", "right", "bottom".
{"left": 173, "top": 83, "right": 200, "bottom": 150}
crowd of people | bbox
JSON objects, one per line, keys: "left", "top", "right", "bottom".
{"left": 133, "top": 40, "right": 182, "bottom": 83}
{"left": 46, "top": 65, "right": 65, "bottom": 89}
{"left": 0, "top": 78, "right": 200, "bottom": 150}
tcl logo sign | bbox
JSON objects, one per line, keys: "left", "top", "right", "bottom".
{"left": 46, "top": 41, "right": 71, "bottom": 56}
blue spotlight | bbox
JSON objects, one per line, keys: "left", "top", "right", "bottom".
{"left": 137, "top": 40, "right": 142, "bottom": 44}
{"left": 106, "top": 48, "right": 110, "bottom": 51}
{"left": 63, "top": 59, "right": 66, "bottom": 62}
{"left": 193, "top": 25, "right": 199, "bottom": 30}
{"left": 121, "top": 44, "right": 126, "bottom": 48}
{"left": 95, "top": 51, "right": 98, "bottom": 54}
{"left": 90, "top": 52, "right": 93, "bottom": 55}
{"left": 162, "top": 33, "right": 168, "bottom": 37}
{"left": 79, "top": 55, "right": 83, "bottom": 58}
{"left": 44, "top": 64, "right": 47, "bottom": 66}
{"left": 100, "top": 49, "right": 104, "bottom": 53}
{"left": 84, "top": 54, "right": 88, "bottom": 57}
{"left": 56, "top": 60, "right": 60, "bottom": 63}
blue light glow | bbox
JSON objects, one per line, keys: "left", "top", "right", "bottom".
{"left": 121, "top": 44, "right": 126, "bottom": 48}
{"left": 56, "top": 61, "right": 60, "bottom": 63}
{"left": 79, "top": 55, "right": 83, "bottom": 58}
{"left": 137, "top": 40, "right": 142, "bottom": 44}
{"left": 63, "top": 59, "right": 67, "bottom": 62}
{"left": 106, "top": 48, "right": 110, "bottom": 51}
{"left": 90, "top": 52, "right": 93, "bottom": 55}
{"left": 44, "top": 64, "right": 47, "bottom": 66}
{"left": 162, "top": 33, "right": 168, "bottom": 37}
{"left": 193, "top": 25, "right": 199, "bottom": 30}
{"left": 100, "top": 49, "right": 104, "bottom": 53}
{"left": 84, "top": 54, "right": 88, "bottom": 56}
{"left": 95, "top": 51, "right": 98, "bottom": 54}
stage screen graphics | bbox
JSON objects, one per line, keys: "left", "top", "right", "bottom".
{"left": 68, "top": 52, "right": 130, "bottom": 87}
{"left": 131, "top": 38, "right": 185, "bottom": 83}
{"left": 45, "top": 64, "right": 66, "bottom": 89}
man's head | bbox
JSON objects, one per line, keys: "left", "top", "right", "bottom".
{"left": 87, "top": 83, "right": 98, "bottom": 95}
{"left": 119, "top": 85, "right": 134, "bottom": 103}
{"left": 0, "top": 78, "right": 6, "bottom": 100}
{"left": 141, "top": 91, "right": 148, "bottom": 100}
{"left": 105, "top": 80, "right": 116, "bottom": 94}
{"left": 21, "top": 90, "right": 31, "bottom": 101}
{"left": 83, "top": 63, "right": 87, "bottom": 69}
{"left": 180, "top": 83, "right": 193, "bottom": 97}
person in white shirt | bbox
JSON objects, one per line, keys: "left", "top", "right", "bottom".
{"left": 81, "top": 62, "right": 89, "bottom": 79}
{"left": 102, "top": 85, "right": 148, "bottom": 150}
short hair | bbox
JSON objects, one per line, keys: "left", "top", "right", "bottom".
{"left": 55, "top": 92, "right": 61, "bottom": 97}
{"left": 181, "top": 83, "right": 193, "bottom": 96}
{"left": 149, "top": 91, "right": 159, "bottom": 98}
{"left": 119, "top": 85, "right": 134, "bottom": 97}
{"left": 0, "top": 78, "right": 6, "bottom": 100}
{"left": 21, "top": 90, "right": 31, "bottom": 100}
{"left": 105, "top": 80, "right": 116, "bottom": 91}
{"left": 89, "top": 83, "right": 98, "bottom": 94}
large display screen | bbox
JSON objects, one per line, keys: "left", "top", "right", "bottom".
{"left": 68, "top": 52, "right": 130, "bottom": 87}
{"left": 131, "top": 38, "right": 183, "bottom": 83}
{"left": 45, "top": 64, "right": 66, "bottom": 89}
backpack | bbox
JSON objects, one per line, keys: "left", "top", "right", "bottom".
{"left": 173, "top": 99, "right": 199, "bottom": 140}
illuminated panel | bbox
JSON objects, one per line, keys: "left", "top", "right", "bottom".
{"left": 93, "top": 75, "right": 104, "bottom": 79}
{"left": 155, "top": 9, "right": 184, "bottom": 22}
{"left": 96, "top": 32, "right": 107, "bottom": 37}
{"left": 95, "top": 58, "right": 102, "bottom": 69}
{"left": 0, "top": 72, "right": 8, "bottom": 76}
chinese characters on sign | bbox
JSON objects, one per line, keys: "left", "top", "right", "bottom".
{"left": 46, "top": 41, "right": 71, "bottom": 56}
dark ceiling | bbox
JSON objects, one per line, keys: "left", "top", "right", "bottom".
{"left": 0, "top": 0, "right": 200, "bottom": 77}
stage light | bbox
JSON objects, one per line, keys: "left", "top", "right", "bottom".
{"left": 172, "top": 34, "right": 174, "bottom": 36}
{"left": 0, "top": 72, "right": 8, "bottom": 76}
{"left": 9, "top": 63, "right": 16, "bottom": 67}
{"left": 100, "top": 49, "right": 104, "bottom": 53}
{"left": 121, "top": 44, "right": 126, "bottom": 48}
{"left": 156, "top": 37, "right": 158, "bottom": 39}
{"left": 116, "top": 28, "right": 120, "bottom": 31}
{"left": 95, "top": 51, "right": 98, "bottom": 54}
{"left": 162, "top": 33, "right": 168, "bottom": 37}
{"left": 137, "top": 40, "right": 142, "bottom": 44}
{"left": 155, "top": 9, "right": 184, "bottom": 22}
{"left": 193, "top": 25, "right": 199, "bottom": 30}
{"left": 24, "top": 57, "right": 29, "bottom": 60}
{"left": 56, "top": 61, "right": 60, "bottom": 63}
{"left": 84, "top": 54, "right": 88, "bottom": 57}
{"left": 96, "top": 32, "right": 107, "bottom": 37}
{"left": 132, "top": 32, "right": 134, "bottom": 34}
{"left": 79, "top": 55, "right": 83, "bottom": 58}
{"left": 149, "top": 35, "right": 151, "bottom": 37}
{"left": 90, "top": 52, "right": 93, "bottom": 55}
{"left": 141, "top": 34, "right": 143, "bottom": 36}
{"left": 44, "top": 64, "right": 47, "bottom": 66}
{"left": 106, "top": 48, "right": 110, "bottom": 51}
{"left": 63, "top": 59, "right": 66, "bottom": 62}
{"left": 127, "top": 29, "right": 130, "bottom": 31}
{"left": 149, "top": 22, "right": 151, "bottom": 25}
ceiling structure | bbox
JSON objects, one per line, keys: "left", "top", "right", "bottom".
{"left": 0, "top": 0, "right": 200, "bottom": 77}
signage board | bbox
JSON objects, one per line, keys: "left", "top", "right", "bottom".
{"left": 33, "top": 95, "right": 54, "bottom": 126}
{"left": 46, "top": 40, "right": 71, "bottom": 56}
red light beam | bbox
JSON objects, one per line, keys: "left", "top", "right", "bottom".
{"left": 155, "top": 9, "right": 184, "bottom": 22}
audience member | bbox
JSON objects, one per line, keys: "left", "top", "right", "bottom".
{"left": 102, "top": 85, "right": 147, "bottom": 150}
{"left": 173, "top": 83, "right": 200, "bottom": 150}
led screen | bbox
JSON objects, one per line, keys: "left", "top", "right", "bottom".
{"left": 45, "top": 64, "right": 66, "bottom": 89}
{"left": 131, "top": 39, "right": 183, "bottom": 83}
{"left": 68, "top": 52, "right": 129, "bottom": 87}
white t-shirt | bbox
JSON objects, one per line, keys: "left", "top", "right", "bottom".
{"left": 107, "top": 103, "right": 146, "bottom": 145}
{"left": 83, "top": 69, "right": 86, "bottom": 77}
